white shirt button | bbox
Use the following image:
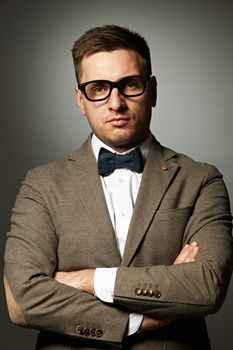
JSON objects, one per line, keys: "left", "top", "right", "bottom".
{"left": 120, "top": 211, "right": 125, "bottom": 217}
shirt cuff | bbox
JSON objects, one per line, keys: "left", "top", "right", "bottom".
{"left": 94, "top": 267, "right": 117, "bottom": 303}
{"left": 127, "top": 313, "right": 144, "bottom": 336}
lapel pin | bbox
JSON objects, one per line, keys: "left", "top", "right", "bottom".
{"left": 161, "top": 165, "right": 168, "bottom": 171}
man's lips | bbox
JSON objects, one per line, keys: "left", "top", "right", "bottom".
{"left": 107, "top": 117, "right": 130, "bottom": 127}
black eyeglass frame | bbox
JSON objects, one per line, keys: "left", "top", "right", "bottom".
{"left": 77, "top": 75, "right": 150, "bottom": 102}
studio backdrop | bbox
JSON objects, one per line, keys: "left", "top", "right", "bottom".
{"left": 1, "top": 1, "right": 233, "bottom": 349}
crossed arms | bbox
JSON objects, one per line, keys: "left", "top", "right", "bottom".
{"left": 4, "top": 240, "right": 200, "bottom": 337}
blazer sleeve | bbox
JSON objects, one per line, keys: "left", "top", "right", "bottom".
{"left": 113, "top": 164, "right": 233, "bottom": 319}
{"left": 4, "top": 169, "right": 129, "bottom": 344}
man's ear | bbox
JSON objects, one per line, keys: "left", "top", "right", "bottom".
{"left": 149, "top": 76, "right": 157, "bottom": 107}
{"left": 75, "top": 86, "right": 86, "bottom": 116}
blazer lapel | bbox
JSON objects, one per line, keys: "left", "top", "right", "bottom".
{"left": 66, "top": 138, "right": 122, "bottom": 266}
{"left": 121, "top": 138, "right": 179, "bottom": 266}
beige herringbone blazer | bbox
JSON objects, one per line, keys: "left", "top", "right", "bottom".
{"left": 4, "top": 136, "right": 233, "bottom": 349}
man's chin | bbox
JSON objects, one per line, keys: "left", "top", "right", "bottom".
{"left": 107, "top": 136, "right": 142, "bottom": 152}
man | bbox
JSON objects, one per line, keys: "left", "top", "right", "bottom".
{"left": 4, "top": 25, "right": 233, "bottom": 350}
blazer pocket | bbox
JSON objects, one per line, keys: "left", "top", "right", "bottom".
{"left": 138, "top": 206, "right": 194, "bottom": 265}
{"left": 154, "top": 206, "right": 193, "bottom": 221}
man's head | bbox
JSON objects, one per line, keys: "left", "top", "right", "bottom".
{"left": 72, "top": 25, "right": 157, "bottom": 152}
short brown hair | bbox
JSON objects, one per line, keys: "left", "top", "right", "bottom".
{"left": 72, "top": 24, "right": 152, "bottom": 81}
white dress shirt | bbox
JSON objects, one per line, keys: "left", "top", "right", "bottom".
{"left": 91, "top": 133, "right": 152, "bottom": 335}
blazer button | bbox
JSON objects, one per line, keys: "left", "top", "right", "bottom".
{"left": 135, "top": 288, "right": 142, "bottom": 296}
{"left": 76, "top": 325, "right": 84, "bottom": 335}
{"left": 90, "top": 328, "right": 96, "bottom": 337}
{"left": 154, "top": 290, "right": 161, "bottom": 298}
{"left": 142, "top": 289, "right": 148, "bottom": 296}
{"left": 148, "top": 289, "right": 154, "bottom": 297}
{"left": 83, "top": 327, "right": 90, "bottom": 336}
{"left": 96, "top": 329, "right": 103, "bottom": 338}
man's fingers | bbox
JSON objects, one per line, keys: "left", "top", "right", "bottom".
{"left": 139, "top": 315, "right": 171, "bottom": 332}
{"left": 173, "top": 242, "right": 199, "bottom": 265}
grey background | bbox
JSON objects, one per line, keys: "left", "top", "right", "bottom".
{"left": 1, "top": 0, "right": 233, "bottom": 349}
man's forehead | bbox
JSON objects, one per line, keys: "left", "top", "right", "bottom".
{"left": 79, "top": 49, "right": 144, "bottom": 82}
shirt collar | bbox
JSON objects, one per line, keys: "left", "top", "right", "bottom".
{"left": 91, "top": 132, "right": 152, "bottom": 163}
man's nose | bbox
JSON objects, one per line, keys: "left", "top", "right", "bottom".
{"left": 108, "top": 87, "right": 126, "bottom": 110}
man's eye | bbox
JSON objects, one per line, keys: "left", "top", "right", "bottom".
{"left": 126, "top": 80, "right": 137, "bottom": 88}
{"left": 91, "top": 84, "right": 109, "bottom": 94}
{"left": 94, "top": 86, "right": 104, "bottom": 92}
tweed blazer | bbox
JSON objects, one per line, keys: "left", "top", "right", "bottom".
{"left": 4, "top": 136, "right": 233, "bottom": 350}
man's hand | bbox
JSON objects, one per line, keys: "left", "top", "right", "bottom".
{"left": 54, "top": 269, "right": 95, "bottom": 295}
{"left": 139, "top": 241, "right": 200, "bottom": 333}
{"left": 173, "top": 241, "right": 199, "bottom": 265}
{"left": 139, "top": 316, "right": 171, "bottom": 332}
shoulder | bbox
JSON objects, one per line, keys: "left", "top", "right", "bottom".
{"left": 24, "top": 137, "right": 92, "bottom": 184}
{"left": 158, "top": 141, "right": 223, "bottom": 182}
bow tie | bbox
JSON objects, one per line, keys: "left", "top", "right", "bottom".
{"left": 98, "top": 147, "right": 144, "bottom": 176}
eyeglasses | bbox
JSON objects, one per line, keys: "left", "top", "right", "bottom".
{"left": 78, "top": 75, "right": 150, "bottom": 102}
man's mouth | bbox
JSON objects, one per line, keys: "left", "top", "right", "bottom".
{"left": 107, "top": 117, "right": 130, "bottom": 127}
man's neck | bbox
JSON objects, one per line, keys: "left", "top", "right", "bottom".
{"left": 91, "top": 133, "right": 153, "bottom": 161}
{"left": 94, "top": 133, "right": 152, "bottom": 154}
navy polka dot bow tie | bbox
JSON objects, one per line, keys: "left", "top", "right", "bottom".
{"left": 98, "top": 147, "right": 144, "bottom": 176}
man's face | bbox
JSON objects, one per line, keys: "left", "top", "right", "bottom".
{"left": 76, "top": 49, "right": 156, "bottom": 152}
